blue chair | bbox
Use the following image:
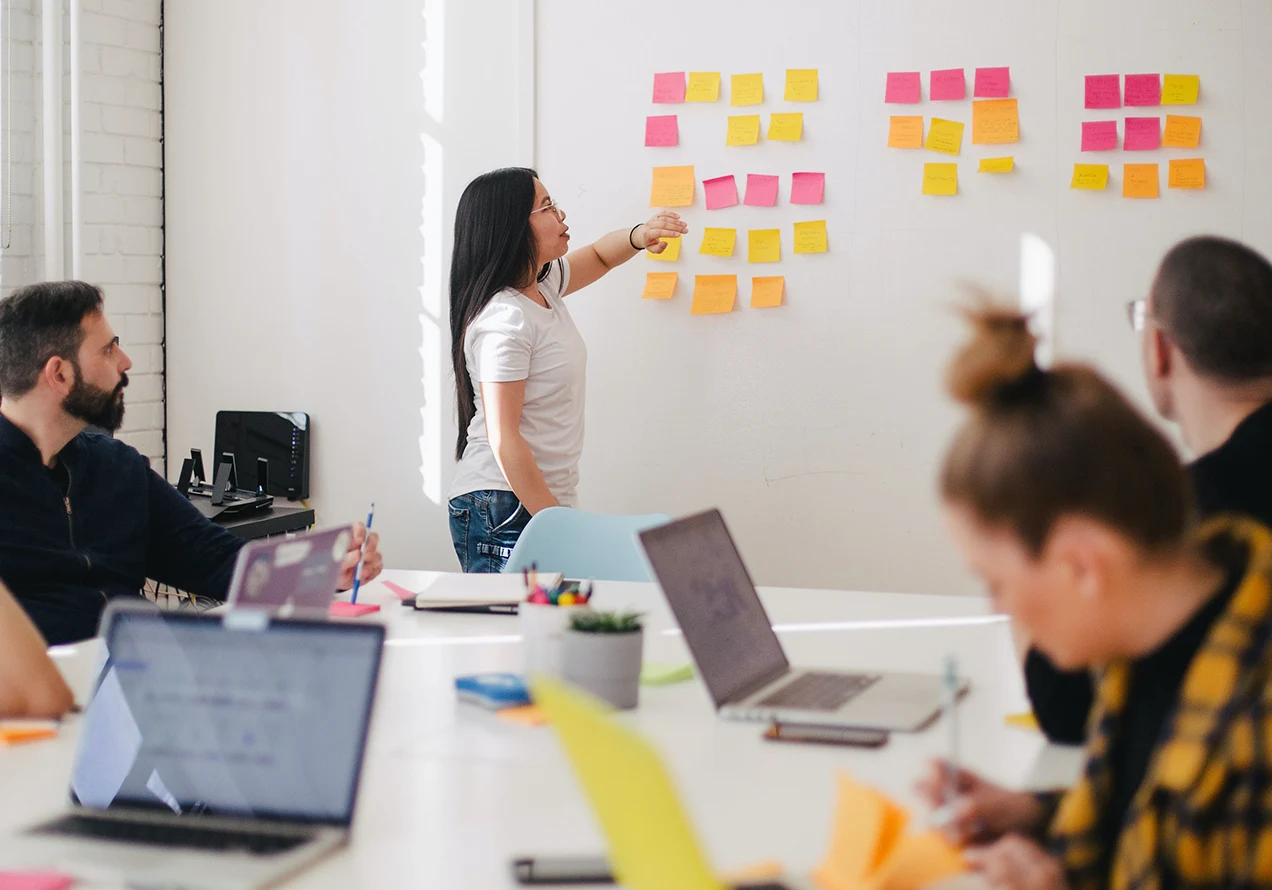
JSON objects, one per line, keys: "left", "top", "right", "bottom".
{"left": 503, "top": 508, "right": 672, "bottom": 582}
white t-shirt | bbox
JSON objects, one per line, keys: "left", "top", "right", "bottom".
{"left": 449, "top": 259, "right": 588, "bottom": 506}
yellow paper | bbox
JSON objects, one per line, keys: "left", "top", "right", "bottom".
{"left": 1162, "top": 114, "right": 1201, "bottom": 149}
{"left": 922, "top": 163, "right": 958, "bottom": 196}
{"left": 785, "top": 68, "right": 819, "bottom": 102}
{"left": 647, "top": 235, "right": 682, "bottom": 262}
{"left": 978, "top": 157, "right": 1014, "bottom": 173}
{"left": 650, "top": 166, "right": 695, "bottom": 208}
{"left": 699, "top": 228, "right": 737, "bottom": 257}
{"left": 641, "top": 272, "right": 678, "bottom": 300}
{"left": 691, "top": 275, "right": 738, "bottom": 315}
{"left": 1070, "top": 163, "right": 1109, "bottom": 190}
{"left": 887, "top": 116, "right": 924, "bottom": 149}
{"left": 1162, "top": 74, "right": 1200, "bottom": 105}
{"left": 747, "top": 229, "right": 781, "bottom": 263}
{"left": 1123, "top": 163, "right": 1159, "bottom": 198}
{"left": 726, "top": 115, "right": 762, "bottom": 146}
{"left": 793, "top": 220, "right": 828, "bottom": 254}
{"left": 1169, "top": 158, "right": 1205, "bottom": 189}
{"left": 686, "top": 71, "right": 721, "bottom": 102}
{"left": 924, "top": 118, "right": 964, "bottom": 155}
{"left": 750, "top": 276, "right": 785, "bottom": 309}
{"left": 971, "top": 98, "right": 1018, "bottom": 145}
{"left": 730, "top": 73, "right": 764, "bottom": 106}
{"left": 1004, "top": 712, "right": 1040, "bottom": 731}
{"left": 768, "top": 113, "right": 804, "bottom": 142}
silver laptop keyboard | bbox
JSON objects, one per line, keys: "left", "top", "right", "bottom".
{"left": 33, "top": 813, "right": 309, "bottom": 856}
{"left": 757, "top": 672, "right": 880, "bottom": 711}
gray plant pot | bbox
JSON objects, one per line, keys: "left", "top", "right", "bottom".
{"left": 560, "top": 628, "right": 644, "bottom": 710}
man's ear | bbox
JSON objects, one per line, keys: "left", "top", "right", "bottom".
{"left": 1147, "top": 327, "right": 1173, "bottom": 380}
{"left": 41, "top": 355, "right": 75, "bottom": 396}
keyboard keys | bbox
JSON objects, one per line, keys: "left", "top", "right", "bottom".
{"left": 34, "top": 814, "right": 308, "bottom": 855}
{"left": 756, "top": 672, "right": 879, "bottom": 711}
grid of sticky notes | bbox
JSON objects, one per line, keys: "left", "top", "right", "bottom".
{"left": 885, "top": 67, "right": 1018, "bottom": 196}
{"left": 1074, "top": 74, "right": 1204, "bottom": 196}
{"left": 646, "top": 69, "right": 826, "bottom": 314}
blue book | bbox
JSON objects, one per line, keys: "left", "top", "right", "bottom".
{"left": 455, "top": 673, "right": 532, "bottom": 710}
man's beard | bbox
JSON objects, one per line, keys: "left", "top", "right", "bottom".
{"left": 63, "top": 365, "right": 128, "bottom": 433}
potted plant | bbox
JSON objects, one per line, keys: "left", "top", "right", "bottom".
{"left": 560, "top": 610, "right": 644, "bottom": 710}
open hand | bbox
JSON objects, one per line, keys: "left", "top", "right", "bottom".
{"left": 638, "top": 211, "right": 689, "bottom": 253}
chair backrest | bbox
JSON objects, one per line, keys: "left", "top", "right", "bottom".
{"left": 503, "top": 508, "right": 672, "bottom": 582}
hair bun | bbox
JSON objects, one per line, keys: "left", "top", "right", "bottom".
{"left": 946, "top": 304, "right": 1041, "bottom": 406}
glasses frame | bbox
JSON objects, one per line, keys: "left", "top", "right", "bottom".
{"left": 1126, "top": 298, "right": 1149, "bottom": 332}
{"left": 531, "top": 200, "right": 565, "bottom": 221}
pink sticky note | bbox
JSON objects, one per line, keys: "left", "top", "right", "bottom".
{"left": 974, "top": 67, "right": 1010, "bottom": 98}
{"left": 1124, "top": 74, "right": 1161, "bottom": 107}
{"left": 1124, "top": 117, "right": 1161, "bottom": 150}
{"left": 645, "top": 115, "right": 678, "bottom": 147}
{"left": 743, "top": 174, "right": 779, "bottom": 207}
{"left": 0, "top": 874, "right": 75, "bottom": 890}
{"left": 703, "top": 175, "right": 739, "bottom": 210}
{"left": 930, "top": 68, "right": 965, "bottom": 101}
{"left": 382, "top": 580, "right": 418, "bottom": 601}
{"left": 885, "top": 71, "right": 921, "bottom": 104}
{"left": 790, "top": 172, "right": 825, "bottom": 205}
{"left": 1085, "top": 75, "right": 1121, "bottom": 109}
{"left": 330, "top": 601, "right": 380, "bottom": 618}
{"left": 1081, "top": 120, "right": 1118, "bottom": 151}
{"left": 653, "top": 72, "right": 686, "bottom": 104}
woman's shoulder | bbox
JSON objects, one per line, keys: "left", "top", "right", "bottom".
{"left": 469, "top": 290, "right": 534, "bottom": 333}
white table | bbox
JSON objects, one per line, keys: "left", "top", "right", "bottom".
{"left": 5, "top": 572, "right": 1083, "bottom": 889}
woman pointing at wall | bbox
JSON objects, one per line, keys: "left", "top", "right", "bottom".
{"left": 447, "top": 167, "right": 687, "bottom": 572}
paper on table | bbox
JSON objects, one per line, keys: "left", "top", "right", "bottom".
{"left": 641, "top": 272, "right": 678, "bottom": 300}
{"left": 768, "top": 113, "right": 803, "bottom": 141}
{"left": 645, "top": 115, "right": 678, "bottom": 147}
{"left": 699, "top": 228, "right": 737, "bottom": 257}
{"left": 653, "top": 72, "right": 686, "bottom": 104}
{"left": 0, "top": 874, "right": 76, "bottom": 890}
{"left": 650, "top": 166, "right": 695, "bottom": 207}
{"left": 647, "top": 236, "right": 682, "bottom": 262}
{"left": 1168, "top": 158, "right": 1205, "bottom": 189}
{"left": 726, "top": 115, "right": 761, "bottom": 146}
{"left": 1122, "top": 163, "right": 1159, "bottom": 198}
{"left": 496, "top": 705, "right": 548, "bottom": 727}
{"left": 978, "top": 157, "right": 1014, "bottom": 173}
{"left": 887, "top": 116, "right": 923, "bottom": 149}
{"left": 785, "top": 68, "right": 818, "bottom": 101}
{"left": 1070, "top": 164, "right": 1109, "bottom": 190}
{"left": 1163, "top": 114, "right": 1201, "bottom": 148}
{"left": 750, "top": 276, "right": 785, "bottom": 309}
{"left": 925, "top": 118, "right": 964, "bottom": 155}
{"left": 1085, "top": 74, "right": 1121, "bottom": 109}
{"left": 930, "top": 68, "right": 965, "bottom": 101}
{"left": 1162, "top": 74, "right": 1200, "bottom": 105}
{"left": 410, "top": 572, "right": 530, "bottom": 602}
{"left": 743, "top": 174, "right": 780, "bottom": 206}
{"left": 973, "top": 66, "right": 1010, "bottom": 98}
{"left": 703, "top": 175, "right": 739, "bottom": 210}
{"left": 793, "top": 220, "right": 828, "bottom": 254}
{"left": 971, "top": 98, "right": 1018, "bottom": 144}
{"left": 685, "top": 71, "right": 721, "bottom": 102}
{"left": 691, "top": 276, "right": 738, "bottom": 315}
{"left": 922, "top": 163, "right": 958, "bottom": 195}
{"left": 790, "top": 171, "right": 825, "bottom": 205}
{"left": 1081, "top": 120, "right": 1118, "bottom": 151}
{"left": 747, "top": 229, "right": 781, "bottom": 263}
{"left": 730, "top": 73, "right": 763, "bottom": 106}
{"left": 885, "top": 71, "right": 921, "bottom": 104}
{"left": 1124, "top": 117, "right": 1161, "bottom": 151}
{"left": 1124, "top": 73, "right": 1161, "bottom": 106}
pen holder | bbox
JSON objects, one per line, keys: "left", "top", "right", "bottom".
{"left": 560, "top": 626, "right": 644, "bottom": 710}
{"left": 520, "top": 603, "right": 590, "bottom": 679}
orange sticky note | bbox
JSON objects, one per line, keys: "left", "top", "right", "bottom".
{"left": 647, "top": 235, "right": 682, "bottom": 262}
{"left": 497, "top": 705, "right": 548, "bottom": 727}
{"left": 650, "top": 166, "right": 695, "bottom": 207}
{"left": 887, "top": 116, "right": 923, "bottom": 149}
{"left": 641, "top": 272, "right": 678, "bottom": 300}
{"left": 1162, "top": 114, "right": 1201, "bottom": 148}
{"left": 872, "top": 832, "right": 966, "bottom": 890}
{"left": 971, "top": 98, "right": 1018, "bottom": 145}
{"left": 1123, "top": 163, "right": 1159, "bottom": 198}
{"left": 751, "top": 276, "right": 785, "bottom": 309}
{"left": 1169, "top": 158, "right": 1205, "bottom": 189}
{"left": 924, "top": 118, "right": 964, "bottom": 155}
{"left": 691, "top": 275, "right": 737, "bottom": 315}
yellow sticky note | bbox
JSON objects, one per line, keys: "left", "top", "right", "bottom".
{"left": 747, "top": 229, "right": 780, "bottom": 263}
{"left": 1123, "top": 163, "right": 1159, "bottom": 199}
{"left": 785, "top": 68, "right": 819, "bottom": 102}
{"left": 971, "top": 98, "right": 1018, "bottom": 145}
{"left": 1070, "top": 163, "right": 1109, "bottom": 190}
{"left": 1162, "top": 74, "right": 1200, "bottom": 105}
{"left": 887, "top": 116, "right": 923, "bottom": 148}
{"left": 691, "top": 275, "right": 738, "bottom": 316}
{"left": 726, "top": 115, "right": 761, "bottom": 146}
{"left": 647, "top": 235, "right": 682, "bottom": 262}
{"left": 793, "top": 220, "right": 828, "bottom": 254}
{"left": 730, "top": 73, "right": 763, "bottom": 106}
{"left": 1004, "top": 712, "right": 1041, "bottom": 731}
{"left": 1163, "top": 114, "right": 1202, "bottom": 149}
{"left": 641, "top": 272, "right": 678, "bottom": 300}
{"left": 922, "top": 163, "right": 958, "bottom": 195}
{"left": 924, "top": 118, "right": 964, "bottom": 155}
{"left": 699, "top": 227, "right": 737, "bottom": 257}
{"left": 767, "top": 113, "right": 803, "bottom": 142}
{"left": 1169, "top": 158, "right": 1206, "bottom": 189}
{"left": 650, "top": 166, "right": 695, "bottom": 208}
{"left": 750, "top": 276, "right": 785, "bottom": 309}
{"left": 686, "top": 71, "right": 721, "bottom": 102}
{"left": 978, "top": 156, "right": 1014, "bottom": 173}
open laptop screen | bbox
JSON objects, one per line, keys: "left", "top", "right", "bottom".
{"left": 639, "top": 510, "right": 789, "bottom": 708}
{"left": 70, "top": 609, "right": 384, "bottom": 826}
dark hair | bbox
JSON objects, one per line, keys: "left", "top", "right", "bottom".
{"left": 941, "top": 305, "right": 1192, "bottom": 556}
{"left": 449, "top": 167, "right": 555, "bottom": 459}
{"left": 1151, "top": 235, "right": 1272, "bottom": 382}
{"left": 0, "top": 280, "right": 104, "bottom": 398}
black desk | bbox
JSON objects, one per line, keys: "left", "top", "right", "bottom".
{"left": 217, "top": 504, "right": 316, "bottom": 541}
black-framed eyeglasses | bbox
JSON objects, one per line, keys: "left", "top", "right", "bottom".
{"left": 531, "top": 200, "right": 565, "bottom": 221}
{"left": 1126, "top": 299, "right": 1149, "bottom": 332}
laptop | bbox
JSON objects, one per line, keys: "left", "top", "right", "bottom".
{"left": 225, "top": 524, "right": 352, "bottom": 615}
{"left": 0, "top": 602, "right": 384, "bottom": 890}
{"left": 639, "top": 509, "right": 958, "bottom": 732}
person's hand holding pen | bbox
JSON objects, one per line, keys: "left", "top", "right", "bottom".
{"left": 915, "top": 760, "right": 1047, "bottom": 846}
{"left": 337, "top": 518, "right": 384, "bottom": 592}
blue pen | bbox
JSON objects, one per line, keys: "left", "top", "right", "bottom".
{"left": 349, "top": 503, "right": 375, "bottom": 605}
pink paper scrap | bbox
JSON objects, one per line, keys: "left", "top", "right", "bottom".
{"left": 743, "top": 174, "right": 780, "bottom": 206}
{"left": 790, "top": 172, "right": 825, "bottom": 205}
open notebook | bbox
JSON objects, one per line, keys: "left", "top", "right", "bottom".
{"left": 384, "top": 572, "right": 564, "bottom": 613}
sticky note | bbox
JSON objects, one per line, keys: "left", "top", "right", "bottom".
{"left": 691, "top": 275, "right": 737, "bottom": 315}
{"left": 922, "top": 163, "right": 958, "bottom": 195}
{"left": 1070, "top": 163, "right": 1109, "bottom": 190}
{"left": 726, "top": 115, "right": 762, "bottom": 146}
{"left": 703, "top": 174, "right": 739, "bottom": 210}
{"left": 972, "top": 98, "right": 1018, "bottom": 144}
{"left": 382, "top": 580, "right": 418, "bottom": 601}
{"left": 1169, "top": 158, "right": 1205, "bottom": 189}
{"left": 730, "top": 73, "right": 764, "bottom": 106}
{"left": 653, "top": 72, "right": 686, "bottom": 104}
{"left": 1163, "top": 114, "right": 1201, "bottom": 149}
{"left": 330, "top": 601, "right": 379, "bottom": 617}
{"left": 790, "top": 171, "right": 825, "bottom": 205}
{"left": 1162, "top": 74, "right": 1200, "bottom": 105}
{"left": 924, "top": 118, "right": 964, "bottom": 155}
{"left": 785, "top": 68, "right": 819, "bottom": 102}
{"left": 645, "top": 115, "right": 678, "bottom": 147}
{"left": 872, "top": 832, "right": 967, "bottom": 890}
{"left": 743, "top": 174, "right": 779, "bottom": 207}
{"left": 978, "top": 157, "right": 1014, "bottom": 173}
{"left": 685, "top": 71, "right": 721, "bottom": 102}
{"left": 1005, "top": 712, "right": 1041, "bottom": 731}
{"left": 497, "top": 704, "right": 548, "bottom": 727}
{"left": 1081, "top": 120, "right": 1118, "bottom": 151}
{"left": 1123, "top": 163, "right": 1159, "bottom": 199}
{"left": 650, "top": 166, "right": 695, "bottom": 207}
{"left": 699, "top": 228, "right": 737, "bottom": 257}
{"left": 974, "top": 66, "right": 1010, "bottom": 98}
{"left": 641, "top": 272, "right": 678, "bottom": 300}
{"left": 767, "top": 113, "right": 803, "bottom": 142}
{"left": 747, "top": 229, "right": 781, "bottom": 263}
{"left": 0, "top": 874, "right": 75, "bottom": 890}
{"left": 887, "top": 116, "right": 924, "bottom": 148}
{"left": 885, "top": 71, "right": 921, "bottom": 104}
{"left": 0, "top": 721, "right": 59, "bottom": 745}
{"left": 793, "top": 220, "right": 828, "bottom": 254}
{"left": 1085, "top": 74, "right": 1121, "bottom": 109}
{"left": 640, "top": 663, "right": 694, "bottom": 686}
{"left": 751, "top": 276, "right": 785, "bottom": 309}
{"left": 1125, "top": 74, "right": 1161, "bottom": 107}
{"left": 646, "top": 235, "right": 681, "bottom": 262}
{"left": 1124, "top": 117, "right": 1161, "bottom": 151}
{"left": 930, "top": 68, "right": 965, "bottom": 101}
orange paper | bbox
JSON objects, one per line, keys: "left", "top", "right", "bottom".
{"left": 1168, "top": 158, "right": 1205, "bottom": 189}
{"left": 1162, "top": 114, "right": 1201, "bottom": 148}
{"left": 971, "top": 98, "right": 1019, "bottom": 144}
{"left": 650, "top": 166, "right": 696, "bottom": 207}
{"left": 641, "top": 272, "right": 678, "bottom": 300}
{"left": 497, "top": 705, "right": 548, "bottom": 727}
{"left": 691, "top": 275, "right": 737, "bottom": 315}
{"left": 1123, "top": 163, "right": 1160, "bottom": 198}
{"left": 887, "top": 116, "right": 923, "bottom": 148}
{"left": 750, "top": 276, "right": 785, "bottom": 309}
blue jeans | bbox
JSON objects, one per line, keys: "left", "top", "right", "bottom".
{"left": 448, "top": 490, "right": 531, "bottom": 573}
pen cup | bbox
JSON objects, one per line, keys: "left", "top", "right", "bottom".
{"left": 520, "top": 602, "right": 590, "bottom": 679}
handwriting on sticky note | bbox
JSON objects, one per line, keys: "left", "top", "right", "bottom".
{"left": 1081, "top": 120, "right": 1118, "bottom": 151}
{"left": 930, "top": 68, "right": 965, "bottom": 101}
{"left": 650, "top": 166, "right": 695, "bottom": 208}
{"left": 1163, "top": 114, "right": 1201, "bottom": 148}
{"left": 924, "top": 118, "right": 964, "bottom": 155}
{"left": 785, "top": 69, "right": 818, "bottom": 102}
{"left": 641, "top": 272, "right": 678, "bottom": 300}
{"left": 1071, "top": 164, "right": 1109, "bottom": 190}
{"left": 647, "top": 235, "right": 681, "bottom": 262}
{"left": 1123, "top": 163, "right": 1159, "bottom": 199}
{"left": 790, "top": 172, "right": 825, "bottom": 205}
{"left": 885, "top": 72, "right": 921, "bottom": 104}
{"left": 691, "top": 275, "right": 737, "bottom": 315}
{"left": 744, "top": 174, "right": 779, "bottom": 206}
{"left": 1162, "top": 74, "right": 1199, "bottom": 105}
{"left": 978, "top": 157, "right": 1014, "bottom": 173}
{"left": 887, "top": 116, "right": 924, "bottom": 149}
{"left": 1124, "top": 74, "right": 1161, "bottom": 107}
{"left": 730, "top": 73, "right": 764, "bottom": 106}
{"left": 1085, "top": 74, "right": 1121, "bottom": 109}
{"left": 793, "top": 220, "right": 828, "bottom": 254}
{"left": 726, "top": 115, "right": 761, "bottom": 146}
{"left": 922, "top": 163, "right": 958, "bottom": 195}
{"left": 703, "top": 175, "right": 739, "bottom": 211}
{"left": 699, "top": 228, "right": 737, "bottom": 257}
{"left": 685, "top": 71, "right": 721, "bottom": 102}
{"left": 653, "top": 72, "right": 686, "bottom": 104}
{"left": 768, "top": 113, "right": 803, "bottom": 142}
{"left": 645, "top": 115, "right": 678, "bottom": 147}
{"left": 1169, "top": 158, "right": 1205, "bottom": 189}
{"left": 748, "top": 229, "right": 781, "bottom": 263}
{"left": 972, "top": 99, "right": 1018, "bottom": 145}
{"left": 974, "top": 67, "right": 1010, "bottom": 98}
{"left": 751, "top": 276, "right": 785, "bottom": 309}
{"left": 1124, "top": 117, "right": 1160, "bottom": 151}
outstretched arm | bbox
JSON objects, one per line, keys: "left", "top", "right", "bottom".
{"left": 563, "top": 211, "right": 688, "bottom": 296}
